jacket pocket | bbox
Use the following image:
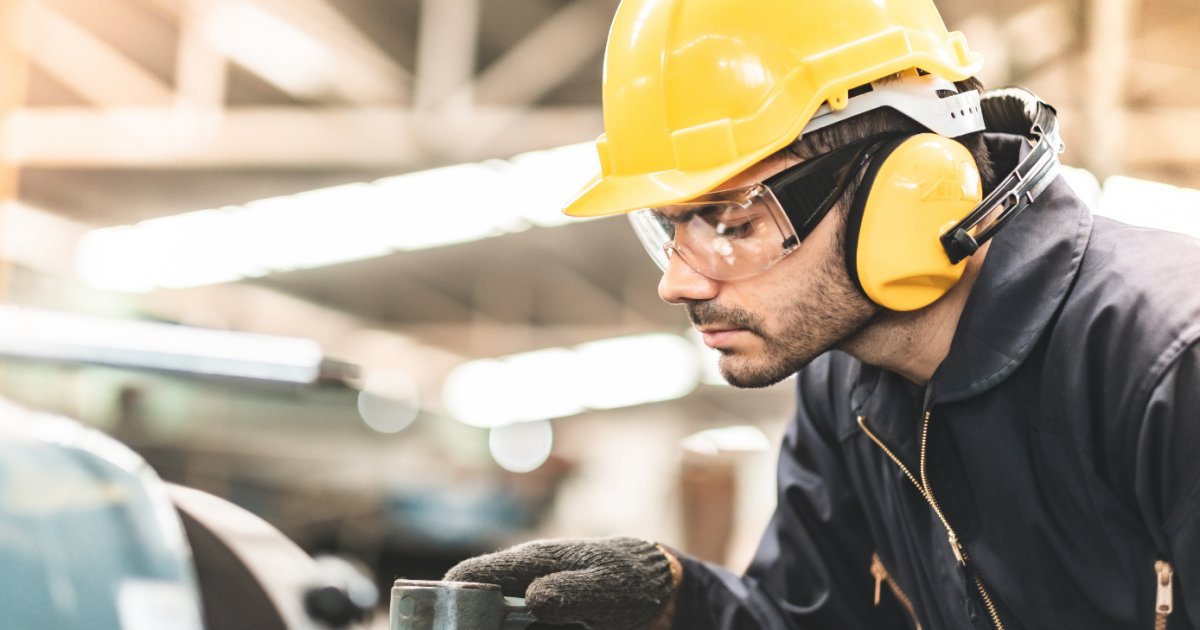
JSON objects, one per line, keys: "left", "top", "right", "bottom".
{"left": 872, "top": 553, "right": 922, "bottom": 630}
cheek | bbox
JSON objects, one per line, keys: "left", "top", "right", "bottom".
{"left": 721, "top": 253, "right": 816, "bottom": 323}
{"left": 745, "top": 224, "right": 837, "bottom": 297}
{"left": 723, "top": 214, "right": 846, "bottom": 322}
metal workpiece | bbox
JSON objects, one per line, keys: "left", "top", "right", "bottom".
{"left": 391, "top": 580, "right": 537, "bottom": 630}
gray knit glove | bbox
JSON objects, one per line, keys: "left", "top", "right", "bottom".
{"left": 444, "top": 536, "right": 675, "bottom": 630}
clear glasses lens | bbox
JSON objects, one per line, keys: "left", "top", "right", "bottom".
{"left": 628, "top": 186, "right": 798, "bottom": 280}
{"left": 628, "top": 207, "right": 675, "bottom": 271}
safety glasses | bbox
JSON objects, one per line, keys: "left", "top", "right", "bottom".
{"left": 629, "top": 134, "right": 896, "bottom": 280}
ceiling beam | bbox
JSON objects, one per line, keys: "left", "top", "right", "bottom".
{"left": 7, "top": 103, "right": 1196, "bottom": 170}
{"left": 471, "top": 0, "right": 614, "bottom": 107}
{"left": 421, "top": 0, "right": 614, "bottom": 160}
{"left": 1127, "top": 58, "right": 1200, "bottom": 104}
{"left": 1, "top": 106, "right": 603, "bottom": 168}
{"left": 238, "top": 0, "right": 411, "bottom": 105}
{"left": 23, "top": 1, "right": 174, "bottom": 107}
{"left": 175, "top": 1, "right": 226, "bottom": 109}
{"left": 140, "top": 0, "right": 411, "bottom": 105}
{"left": 1126, "top": 108, "right": 1200, "bottom": 164}
{"left": 415, "top": 0, "right": 479, "bottom": 111}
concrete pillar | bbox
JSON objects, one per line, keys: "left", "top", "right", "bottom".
{"left": 1086, "top": 0, "right": 1137, "bottom": 180}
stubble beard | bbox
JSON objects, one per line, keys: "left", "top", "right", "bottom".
{"left": 686, "top": 251, "right": 879, "bottom": 389}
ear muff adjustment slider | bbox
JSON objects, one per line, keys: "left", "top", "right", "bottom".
{"left": 940, "top": 94, "right": 1063, "bottom": 264}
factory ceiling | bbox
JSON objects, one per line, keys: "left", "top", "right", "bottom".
{"left": 2, "top": 0, "right": 1199, "bottom": 356}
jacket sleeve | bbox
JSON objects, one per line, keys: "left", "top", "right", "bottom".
{"left": 1137, "top": 340, "right": 1200, "bottom": 627}
{"left": 671, "top": 355, "right": 912, "bottom": 630}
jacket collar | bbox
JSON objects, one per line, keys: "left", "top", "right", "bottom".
{"left": 923, "top": 132, "right": 1093, "bottom": 405}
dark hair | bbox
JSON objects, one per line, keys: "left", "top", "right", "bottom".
{"left": 785, "top": 75, "right": 998, "bottom": 194}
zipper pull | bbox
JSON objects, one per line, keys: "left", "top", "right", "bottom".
{"left": 948, "top": 531, "right": 965, "bottom": 565}
{"left": 1155, "top": 560, "right": 1174, "bottom": 615}
{"left": 871, "top": 554, "right": 886, "bottom": 605}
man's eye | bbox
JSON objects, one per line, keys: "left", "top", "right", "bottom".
{"left": 716, "top": 221, "right": 754, "bottom": 238}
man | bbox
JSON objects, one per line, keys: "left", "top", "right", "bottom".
{"left": 445, "top": 0, "right": 1200, "bottom": 628}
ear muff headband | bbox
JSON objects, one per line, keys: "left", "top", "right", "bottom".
{"left": 847, "top": 134, "right": 983, "bottom": 311}
{"left": 940, "top": 88, "right": 1064, "bottom": 263}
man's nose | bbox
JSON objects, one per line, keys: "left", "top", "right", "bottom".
{"left": 659, "top": 253, "right": 720, "bottom": 304}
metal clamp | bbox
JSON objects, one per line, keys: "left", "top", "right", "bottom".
{"left": 391, "top": 580, "right": 538, "bottom": 630}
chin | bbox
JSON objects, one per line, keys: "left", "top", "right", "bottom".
{"left": 717, "top": 354, "right": 802, "bottom": 389}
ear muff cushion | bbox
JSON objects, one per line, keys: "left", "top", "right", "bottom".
{"left": 846, "top": 134, "right": 983, "bottom": 311}
{"left": 844, "top": 136, "right": 912, "bottom": 294}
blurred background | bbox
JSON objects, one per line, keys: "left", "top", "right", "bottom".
{"left": 0, "top": 0, "right": 1196, "bottom": 618}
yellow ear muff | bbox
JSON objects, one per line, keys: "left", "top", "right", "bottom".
{"left": 845, "top": 134, "right": 983, "bottom": 311}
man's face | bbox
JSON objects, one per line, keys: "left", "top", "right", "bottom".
{"left": 658, "top": 152, "right": 881, "bottom": 388}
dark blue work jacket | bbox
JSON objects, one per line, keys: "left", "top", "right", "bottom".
{"left": 672, "top": 134, "right": 1200, "bottom": 630}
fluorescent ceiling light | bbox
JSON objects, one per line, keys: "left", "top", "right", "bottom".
{"left": 0, "top": 201, "right": 87, "bottom": 277}
{"left": 442, "top": 333, "right": 700, "bottom": 428}
{"left": 75, "top": 142, "right": 602, "bottom": 292}
{"left": 0, "top": 306, "right": 324, "bottom": 383}
{"left": 1060, "top": 167, "right": 1199, "bottom": 239}
{"left": 680, "top": 425, "right": 772, "bottom": 456}
{"left": 1096, "top": 176, "right": 1200, "bottom": 239}
{"left": 204, "top": 2, "right": 335, "bottom": 98}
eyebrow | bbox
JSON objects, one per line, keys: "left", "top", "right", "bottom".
{"left": 657, "top": 203, "right": 738, "bottom": 225}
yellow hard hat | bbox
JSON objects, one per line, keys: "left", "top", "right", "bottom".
{"left": 563, "top": 0, "right": 983, "bottom": 218}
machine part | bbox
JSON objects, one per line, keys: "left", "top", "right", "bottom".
{"left": 169, "top": 483, "right": 345, "bottom": 630}
{"left": 305, "top": 586, "right": 362, "bottom": 629}
{"left": 0, "top": 398, "right": 203, "bottom": 630}
{"left": 390, "top": 580, "right": 537, "bottom": 630}
{"left": 306, "top": 555, "right": 380, "bottom": 628}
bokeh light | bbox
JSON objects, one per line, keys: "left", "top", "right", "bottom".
{"left": 488, "top": 420, "right": 553, "bottom": 473}
{"left": 357, "top": 370, "right": 420, "bottom": 433}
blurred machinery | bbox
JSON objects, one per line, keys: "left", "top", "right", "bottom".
{"left": 0, "top": 308, "right": 383, "bottom": 629}
{"left": 0, "top": 396, "right": 378, "bottom": 630}
{"left": 0, "top": 399, "right": 204, "bottom": 629}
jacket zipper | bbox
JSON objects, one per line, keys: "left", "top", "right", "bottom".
{"left": 872, "top": 553, "right": 923, "bottom": 630}
{"left": 1155, "top": 560, "right": 1173, "bottom": 630}
{"left": 858, "top": 414, "right": 1006, "bottom": 630}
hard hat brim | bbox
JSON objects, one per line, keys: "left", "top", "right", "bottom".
{"left": 563, "top": 150, "right": 771, "bottom": 218}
